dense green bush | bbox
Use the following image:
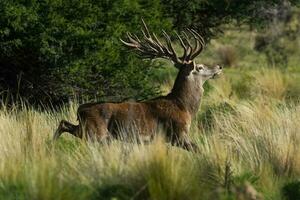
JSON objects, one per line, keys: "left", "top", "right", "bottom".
{"left": 0, "top": 0, "right": 170, "bottom": 104}
{"left": 1, "top": 0, "right": 299, "bottom": 105}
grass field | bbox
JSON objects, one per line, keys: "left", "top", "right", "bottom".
{"left": 0, "top": 27, "right": 299, "bottom": 199}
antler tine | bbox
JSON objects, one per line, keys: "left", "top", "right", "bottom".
{"left": 120, "top": 34, "right": 138, "bottom": 48}
{"left": 190, "top": 29, "right": 205, "bottom": 46}
{"left": 175, "top": 31, "right": 188, "bottom": 61}
{"left": 187, "top": 28, "right": 205, "bottom": 60}
{"left": 141, "top": 18, "right": 151, "bottom": 38}
{"left": 162, "top": 30, "right": 180, "bottom": 63}
{"left": 141, "top": 20, "right": 161, "bottom": 51}
{"left": 153, "top": 33, "right": 165, "bottom": 53}
{"left": 189, "top": 29, "right": 205, "bottom": 50}
{"left": 181, "top": 30, "right": 193, "bottom": 61}
{"left": 182, "top": 30, "right": 192, "bottom": 49}
{"left": 132, "top": 33, "right": 141, "bottom": 43}
{"left": 127, "top": 32, "right": 139, "bottom": 45}
{"left": 161, "top": 30, "right": 173, "bottom": 54}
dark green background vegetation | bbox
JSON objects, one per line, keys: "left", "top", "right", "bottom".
{"left": 0, "top": 0, "right": 299, "bottom": 105}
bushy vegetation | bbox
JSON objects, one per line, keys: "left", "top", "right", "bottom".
{"left": 0, "top": 0, "right": 170, "bottom": 104}
{"left": 0, "top": 25, "right": 299, "bottom": 199}
{"left": 1, "top": 0, "right": 299, "bottom": 105}
{"left": 162, "top": 0, "right": 300, "bottom": 38}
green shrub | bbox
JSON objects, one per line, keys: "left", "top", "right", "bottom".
{"left": 0, "top": 0, "right": 171, "bottom": 105}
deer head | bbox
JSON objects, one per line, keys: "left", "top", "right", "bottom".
{"left": 121, "top": 20, "right": 222, "bottom": 115}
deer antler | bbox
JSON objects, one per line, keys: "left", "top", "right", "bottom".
{"left": 120, "top": 19, "right": 205, "bottom": 67}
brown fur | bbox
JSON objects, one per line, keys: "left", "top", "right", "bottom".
{"left": 54, "top": 63, "right": 221, "bottom": 151}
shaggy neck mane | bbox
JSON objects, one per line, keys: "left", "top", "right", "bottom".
{"left": 168, "top": 72, "right": 203, "bottom": 117}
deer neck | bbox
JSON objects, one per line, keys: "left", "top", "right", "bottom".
{"left": 168, "top": 73, "right": 203, "bottom": 117}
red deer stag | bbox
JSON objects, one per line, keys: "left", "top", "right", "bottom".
{"left": 53, "top": 20, "right": 222, "bottom": 151}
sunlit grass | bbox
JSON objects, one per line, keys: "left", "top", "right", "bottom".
{"left": 1, "top": 25, "right": 300, "bottom": 199}
{"left": 0, "top": 66, "right": 299, "bottom": 199}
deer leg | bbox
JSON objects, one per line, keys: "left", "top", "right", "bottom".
{"left": 179, "top": 138, "right": 199, "bottom": 152}
{"left": 83, "top": 118, "right": 111, "bottom": 143}
{"left": 53, "top": 120, "right": 80, "bottom": 140}
{"left": 171, "top": 135, "right": 199, "bottom": 152}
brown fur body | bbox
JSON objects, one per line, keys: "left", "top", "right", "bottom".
{"left": 77, "top": 95, "right": 192, "bottom": 141}
{"left": 54, "top": 66, "right": 208, "bottom": 151}
{"left": 54, "top": 22, "right": 222, "bottom": 151}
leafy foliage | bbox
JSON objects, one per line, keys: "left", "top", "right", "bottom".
{"left": 161, "top": 0, "right": 300, "bottom": 39}
{"left": 0, "top": 0, "right": 170, "bottom": 104}
{"left": 1, "top": 0, "right": 299, "bottom": 105}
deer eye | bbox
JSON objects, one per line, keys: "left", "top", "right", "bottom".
{"left": 196, "top": 66, "right": 203, "bottom": 71}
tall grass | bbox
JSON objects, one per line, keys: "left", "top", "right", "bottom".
{"left": 0, "top": 66, "right": 299, "bottom": 199}
{"left": 1, "top": 24, "right": 300, "bottom": 199}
